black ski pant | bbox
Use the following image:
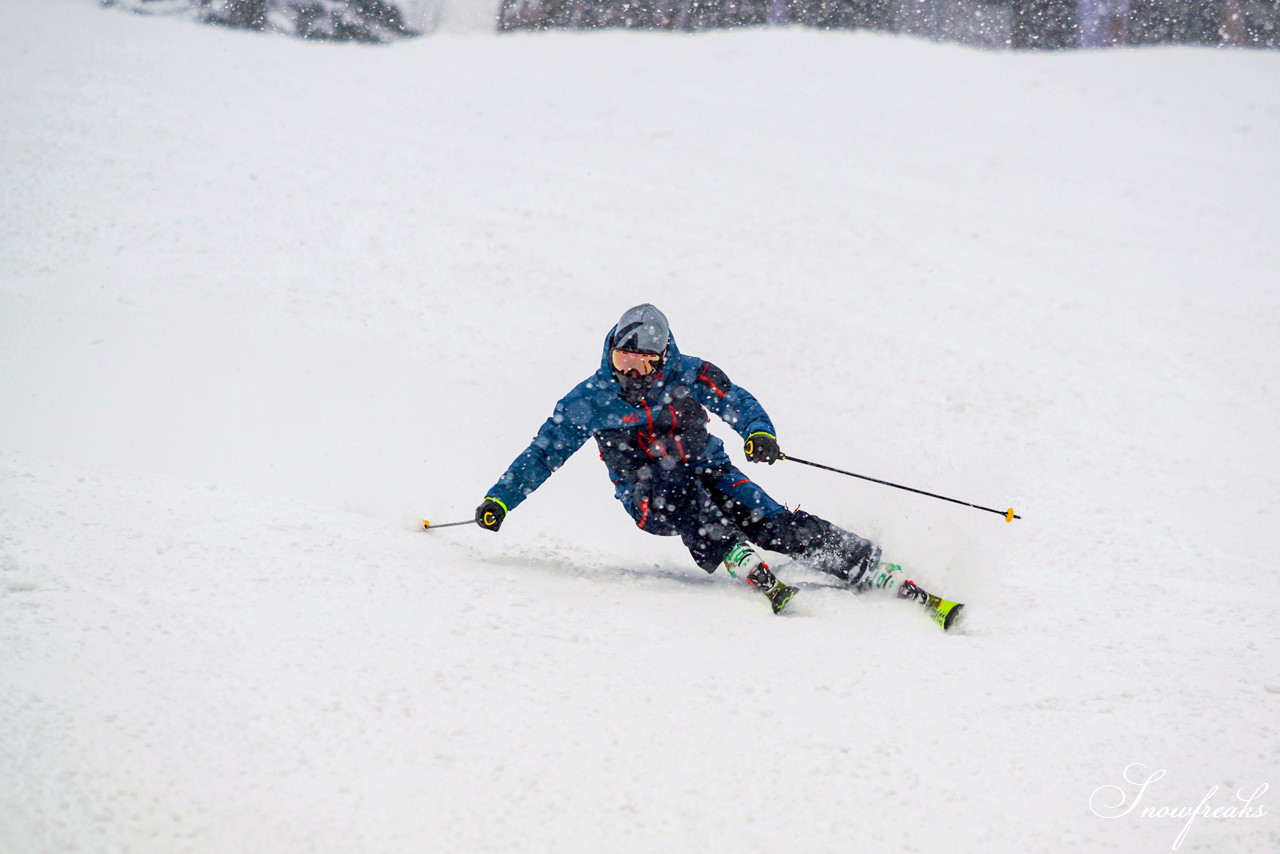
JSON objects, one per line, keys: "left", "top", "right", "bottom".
{"left": 624, "top": 463, "right": 878, "bottom": 578}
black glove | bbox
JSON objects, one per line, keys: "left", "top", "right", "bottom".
{"left": 744, "top": 432, "right": 782, "bottom": 464}
{"left": 475, "top": 498, "right": 507, "bottom": 532}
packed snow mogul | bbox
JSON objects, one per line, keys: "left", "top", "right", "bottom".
{"left": 474, "top": 303, "right": 882, "bottom": 614}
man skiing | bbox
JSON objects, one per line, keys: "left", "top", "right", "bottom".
{"left": 475, "top": 303, "right": 883, "bottom": 614}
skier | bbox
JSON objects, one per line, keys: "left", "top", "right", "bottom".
{"left": 474, "top": 303, "right": 883, "bottom": 614}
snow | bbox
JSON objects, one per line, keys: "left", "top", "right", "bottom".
{"left": 2, "top": 1, "right": 1279, "bottom": 851}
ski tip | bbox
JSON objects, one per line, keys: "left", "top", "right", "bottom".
{"left": 770, "top": 585, "right": 799, "bottom": 615}
{"left": 943, "top": 602, "right": 965, "bottom": 631}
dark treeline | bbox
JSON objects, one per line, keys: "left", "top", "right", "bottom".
{"left": 104, "top": 0, "right": 1280, "bottom": 46}
{"left": 498, "top": 0, "right": 1280, "bottom": 49}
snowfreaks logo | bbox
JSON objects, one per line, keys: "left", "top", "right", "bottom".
{"left": 1089, "top": 763, "right": 1269, "bottom": 850}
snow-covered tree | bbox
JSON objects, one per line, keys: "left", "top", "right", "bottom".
{"left": 102, "top": 0, "right": 421, "bottom": 42}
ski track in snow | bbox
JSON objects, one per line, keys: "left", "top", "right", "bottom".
{"left": 2, "top": 1, "right": 1279, "bottom": 852}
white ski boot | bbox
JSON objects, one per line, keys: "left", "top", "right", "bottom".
{"left": 721, "top": 542, "right": 797, "bottom": 614}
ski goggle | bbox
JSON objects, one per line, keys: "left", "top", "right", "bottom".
{"left": 611, "top": 348, "right": 662, "bottom": 376}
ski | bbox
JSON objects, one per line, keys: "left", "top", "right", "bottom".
{"left": 858, "top": 562, "right": 965, "bottom": 631}
{"left": 765, "top": 581, "right": 799, "bottom": 614}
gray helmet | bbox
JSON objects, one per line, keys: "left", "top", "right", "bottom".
{"left": 612, "top": 304, "right": 670, "bottom": 354}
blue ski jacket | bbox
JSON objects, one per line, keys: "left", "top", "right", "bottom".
{"left": 485, "top": 327, "right": 776, "bottom": 514}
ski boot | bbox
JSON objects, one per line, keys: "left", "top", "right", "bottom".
{"left": 722, "top": 542, "right": 797, "bottom": 614}
{"left": 856, "top": 561, "right": 965, "bottom": 631}
{"left": 853, "top": 557, "right": 899, "bottom": 593}
{"left": 897, "top": 578, "right": 965, "bottom": 631}
{"left": 845, "top": 542, "right": 884, "bottom": 590}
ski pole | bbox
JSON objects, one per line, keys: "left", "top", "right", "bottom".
{"left": 422, "top": 519, "right": 474, "bottom": 530}
{"left": 781, "top": 455, "right": 1021, "bottom": 522}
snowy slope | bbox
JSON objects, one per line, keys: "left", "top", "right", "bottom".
{"left": 2, "top": 1, "right": 1279, "bottom": 852}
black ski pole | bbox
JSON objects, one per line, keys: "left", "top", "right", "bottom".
{"left": 422, "top": 519, "right": 474, "bottom": 530}
{"left": 782, "top": 455, "right": 1021, "bottom": 522}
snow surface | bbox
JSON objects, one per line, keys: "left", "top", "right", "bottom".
{"left": 3, "top": 1, "right": 1279, "bottom": 852}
